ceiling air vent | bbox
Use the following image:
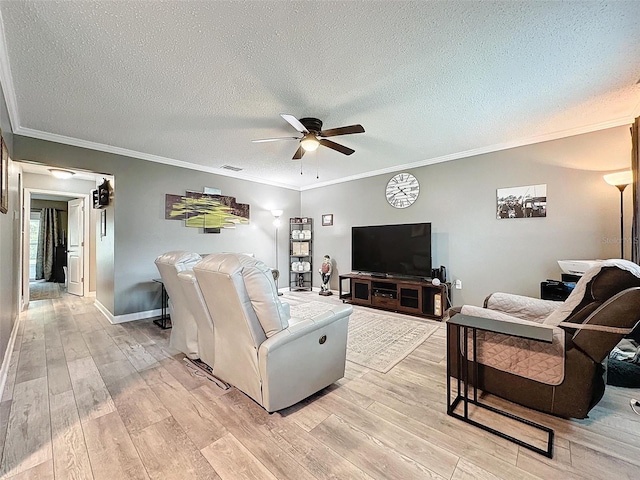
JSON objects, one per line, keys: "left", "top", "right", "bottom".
{"left": 220, "top": 164, "right": 243, "bottom": 172}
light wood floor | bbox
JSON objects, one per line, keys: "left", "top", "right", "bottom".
{"left": 0, "top": 292, "right": 639, "bottom": 479}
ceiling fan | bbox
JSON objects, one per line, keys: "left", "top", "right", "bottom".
{"left": 252, "top": 114, "right": 365, "bottom": 160}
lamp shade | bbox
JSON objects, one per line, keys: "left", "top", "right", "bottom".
{"left": 603, "top": 170, "right": 633, "bottom": 187}
{"left": 300, "top": 134, "right": 320, "bottom": 152}
{"left": 271, "top": 209, "right": 283, "bottom": 218}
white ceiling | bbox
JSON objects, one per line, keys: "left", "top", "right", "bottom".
{"left": 1, "top": 1, "right": 639, "bottom": 190}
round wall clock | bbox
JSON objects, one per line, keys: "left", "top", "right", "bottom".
{"left": 385, "top": 173, "right": 420, "bottom": 208}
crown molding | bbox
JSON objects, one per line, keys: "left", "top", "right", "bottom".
{"left": 15, "top": 126, "right": 301, "bottom": 191}
{"left": 300, "top": 116, "right": 634, "bottom": 191}
{"left": 13, "top": 117, "right": 634, "bottom": 193}
{"left": 16, "top": 115, "right": 633, "bottom": 193}
{"left": 0, "top": 9, "right": 20, "bottom": 133}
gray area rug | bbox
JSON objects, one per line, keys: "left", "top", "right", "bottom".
{"left": 290, "top": 301, "right": 439, "bottom": 373}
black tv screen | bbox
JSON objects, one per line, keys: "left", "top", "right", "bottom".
{"left": 352, "top": 223, "right": 432, "bottom": 278}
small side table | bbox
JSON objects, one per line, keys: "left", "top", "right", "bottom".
{"left": 338, "top": 274, "right": 353, "bottom": 301}
{"left": 447, "top": 314, "right": 554, "bottom": 458}
{"left": 152, "top": 278, "right": 172, "bottom": 329}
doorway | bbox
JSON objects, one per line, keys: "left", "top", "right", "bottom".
{"left": 24, "top": 190, "right": 91, "bottom": 303}
{"left": 22, "top": 188, "right": 94, "bottom": 308}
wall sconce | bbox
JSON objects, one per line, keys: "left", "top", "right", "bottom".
{"left": 271, "top": 209, "right": 283, "bottom": 227}
{"left": 603, "top": 170, "right": 633, "bottom": 259}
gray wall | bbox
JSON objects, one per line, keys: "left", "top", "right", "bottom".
{"left": 302, "top": 126, "right": 632, "bottom": 307}
{"left": 14, "top": 136, "right": 300, "bottom": 316}
{"left": 0, "top": 81, "right": 18, "bottom": 363}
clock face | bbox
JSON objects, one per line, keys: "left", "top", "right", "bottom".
{"left": 385, "top": 173, "right": 420, "bottom": 208}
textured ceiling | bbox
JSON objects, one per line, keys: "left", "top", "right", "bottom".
{"left": 1, "top": 1, "right": 639, "bottom": 190}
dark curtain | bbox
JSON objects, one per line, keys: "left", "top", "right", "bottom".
{"left": 36, "top": 208, "right": 58, "bottom": 281}
{"left": 632, "top": 117, "right": 639, "bottom": 265}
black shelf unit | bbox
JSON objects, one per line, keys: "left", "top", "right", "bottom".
{"left": 289, "top": 218, "right": 313, "bottom": 292}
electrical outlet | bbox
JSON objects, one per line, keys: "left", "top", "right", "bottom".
{"left": 455, "top": 279, "right": 462, "bottom": 289}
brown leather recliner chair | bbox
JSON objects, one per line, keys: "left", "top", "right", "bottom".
{"left": 448, "top": 259, "right": 640, "bottom": 419}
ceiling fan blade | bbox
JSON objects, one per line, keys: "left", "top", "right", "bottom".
{"left": 252, "top": 136, "right": 301, "bottom": 143}
{"left": 319, "top": 138, "right": 355, "bottom": 156}
{"left": 319, "top": 124, "right": 365, "bottom": 137}
{"left": 280, "top": 114, "right": 309, "bottom": 133}
{"left": 292, "top": 145, "right": 305, "bottom": 160}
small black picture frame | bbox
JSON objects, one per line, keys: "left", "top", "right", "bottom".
{"left": 322, "top": 214, "right": 333, "bottom": 226}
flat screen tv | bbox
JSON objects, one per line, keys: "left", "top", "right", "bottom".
{"left": 352, "top": 222, "right": 432, "bottom": 278}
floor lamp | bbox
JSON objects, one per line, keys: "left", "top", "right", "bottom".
{"left": 271, "top": 210, "right": 283, "bottom": 294}
{"left": 604, "top": 171, "right": 633, "bottom": 259}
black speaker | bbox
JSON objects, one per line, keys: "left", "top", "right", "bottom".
{"left": 438, "top": 266, "right": 447, "bottom": 282}
{"left": 432, "top": 266, "right": 447, "bottom": 283}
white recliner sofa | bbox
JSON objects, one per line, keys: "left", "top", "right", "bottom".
{"left": 194, "top": 253, "right": 352, "bottom": 412}
{"left": 154, "top": 251, "right": 202, "bottom": 359}
{"left": 177, "top": 270, "right": 215, "bottom": 370}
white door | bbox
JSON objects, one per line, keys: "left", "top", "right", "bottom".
{"left": 67, "top": 198, "right": 84, "bottom": 296}
{"left": 22, "top": 189, "right": 31, "bottom": 309}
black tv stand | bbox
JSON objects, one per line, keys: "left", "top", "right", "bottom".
{"left": 338, "top": 273, "right": 450, "bottom": 320}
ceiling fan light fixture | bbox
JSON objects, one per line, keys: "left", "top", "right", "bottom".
{"left": 49, "top": 168, "right": 75, "bottom": 179}
{"left": 300, "top": 134, "right": 320, "bottom": 152}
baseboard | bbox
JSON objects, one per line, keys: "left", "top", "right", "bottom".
{"left": 94, "top": 299, "right": 162, "bottom": 324}
{"left": 0, "top": 313, "right": 21, "bottom": 401}
{"left": 94, "top": 299, "right": 115, "bottom": 323}
{"left": 113, "top": 308, "right": 162, "bottom": 324}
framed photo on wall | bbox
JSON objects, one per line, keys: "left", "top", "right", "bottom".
{"left": 0, "top": 136, "right": 8, "bottom": 214}
{"left": 497, "top": 184, "right": 547, "bottom": 219}
{"left": 322, "top": 213, "right": 333, "bottom": 226}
